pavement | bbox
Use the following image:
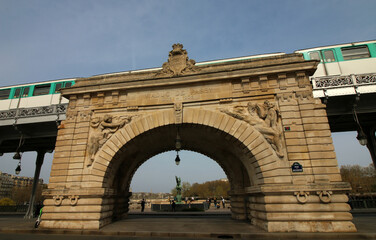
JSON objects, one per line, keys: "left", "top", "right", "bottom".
{"left": 0, "top": 208, "right": 375, "bottom": 239}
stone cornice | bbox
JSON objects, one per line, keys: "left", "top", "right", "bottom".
{"left": 244, "top": 182, "right": 351, "bottom": 194}
{"left": 61, "top": 54, "right": 318, "bottom": 98}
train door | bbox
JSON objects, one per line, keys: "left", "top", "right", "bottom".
{"left": 9, "top": 86, "right": 30, "bottom": 109}
{"left": 308, "top": 49, "right": 342, "bottom": 77}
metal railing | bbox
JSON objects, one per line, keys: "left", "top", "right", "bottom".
{"left": 312, "top": 73, "right": 376, "bottom": 89}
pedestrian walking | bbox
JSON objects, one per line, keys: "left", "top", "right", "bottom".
{"left": 141, "top": 198, "right": 146, "bottom": 212}
{"left": 172, "top": 200, "right": 176, "bottom": 212}
{"left": 221, "top": 197, "right": 226, "bottom": 208}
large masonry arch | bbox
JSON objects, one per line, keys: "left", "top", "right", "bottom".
{"left": 42, "top": 44, "right": 356, "bottom": 232}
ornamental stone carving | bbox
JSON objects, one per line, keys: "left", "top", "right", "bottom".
{"left": 157, "top": 43, "right": 199, "bottom": 77}
{"left": 69, "top": 195, "right": 79, "bottom": 206}
{"left": 317, "top": 191, "right": 332, "bottom": 203}
{"left": 86, "top": 114, "right": 133, "bottom": 167}
{"left": 221, "top": 100, "right": 284, "bottom": 158}
{"left": 294, "top": 191, "right": 309, "bottom": 204}
{"left": 53, "top": 195, "right": 64, "bottom": 206}
{"left": 174, "top": 102, "right": 183, "bottom": 124}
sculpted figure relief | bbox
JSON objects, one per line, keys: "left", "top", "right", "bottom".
{"left": 221, "top": 100, "right": 284, "bottom": 158}
{"left": 86, "top": 114, "right": 132, "bottom": 167}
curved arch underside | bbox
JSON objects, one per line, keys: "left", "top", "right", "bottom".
{"left": 105, "top": 123, "right": 253, "bottom": 195}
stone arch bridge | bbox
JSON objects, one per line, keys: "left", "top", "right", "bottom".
{"left": 42, "top": 44, "right": 355, "bottom": 232}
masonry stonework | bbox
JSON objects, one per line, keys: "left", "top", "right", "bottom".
{"left": 42, "top": 44, "right": 355, "bottom": 232}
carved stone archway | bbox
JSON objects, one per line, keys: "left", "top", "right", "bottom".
{"left": 42, "top": 44, "right": 356, "bottom": 232}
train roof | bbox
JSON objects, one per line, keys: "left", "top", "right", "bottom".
{"left": 295, "top": 40, "right": 376, "bottom": 53}
{"left": 1, "top": 52, "right": 287, "bottom": 90}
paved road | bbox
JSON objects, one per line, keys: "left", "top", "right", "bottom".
{"left": 0, "top": 211, "right": 375, "bottom": 239}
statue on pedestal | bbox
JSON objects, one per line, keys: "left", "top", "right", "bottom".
{"left": 175, "top": 176, "right": 182, "bottom": 204}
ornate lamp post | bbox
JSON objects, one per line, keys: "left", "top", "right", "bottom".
{"left": 15, "top": 161, "right": 21, "bottom": 175}
{"left": 353, "top": 107, "right": 368, "bottom": 146}
{"left": 175, "top": 130, "right": 181, "bottom": 165}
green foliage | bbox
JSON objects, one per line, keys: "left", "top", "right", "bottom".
{"left": 0, "top": 198, "right": 16, "bottom": 206}
{"left": 340, "top": 164, "right": 376, "bottom": 193}
{"left": 171, "top": 179, "right": 230, "bottom": 198}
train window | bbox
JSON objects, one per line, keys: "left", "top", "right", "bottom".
{"left": 309, "top": 51, "right": 320, "bottom": 60}
{"left": 13, "top": 88, "right": 22, "bottom": 98}
{"left": 22, "top": 87, "right": 30, "bottom": 97}
{"left": 65, "top": 82, "right": 72, "bottom": 88}
{"left": 33, "top": 84, "right": 51, "bottom": 96}
{"left": 0, "top": 89, "right": 11, "bottom": 100}
{"left": 323, "top": 50, "right": 335, "bottom": 62}
{"left": 341, "top": 45, "right": 370, "bottom": 60}
{"left": 55, "top": 83, "right": 63, "bottom": 93}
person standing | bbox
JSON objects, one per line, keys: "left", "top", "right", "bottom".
{"left": 141, "top": 198, "right": 146, "bottom": 212}
{"left": 171, "top": 200, "right": 176, "bottom": 212}
{"left": 221, "top": 197, "right": 226, "bottom": 208}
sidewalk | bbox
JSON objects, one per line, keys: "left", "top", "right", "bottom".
{"left": 0, "top": 209, "right": 375, "bottom": 239}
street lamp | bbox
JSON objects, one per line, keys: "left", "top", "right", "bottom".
{"left": 353, "top": 107, "right": 368, "bottom": 146}
{"left": 175, "top": 130, "right": 181, "bottom": 165}
{"left": 356, "top": 129, "right": 368, "bottom": 146}
{"left": 175, "top": 152, "right": 181, "bottom": 166}
{"left": 15, "top": 161, "right": 21, "bottom": 175}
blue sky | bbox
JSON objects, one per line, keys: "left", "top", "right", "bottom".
{"left": 0, "top": 0, "right": 375, "bottom": 192}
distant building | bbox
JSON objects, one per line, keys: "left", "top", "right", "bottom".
{"left": 220, "top": 178, "right": 229, "bottom": 182}
{"left": 0, "top": 171, "right": 14, "bottom": 198}
{"left": 12, "top": 175, "right": 43, "bottom": 188}
{"left": 0, "top": 171, "right": 43, "bottom": 199}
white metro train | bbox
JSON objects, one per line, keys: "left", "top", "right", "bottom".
{"left": 0, "top": 40, "right": 375, "bottom": 113}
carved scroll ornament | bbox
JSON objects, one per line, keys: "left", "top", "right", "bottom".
{"left": 157, "top": 43, "right": 199, "bottom": 77}
{"left": 221, "top": 100, "right": 284, "bottom": 158}
{"left": 86, "top": 114, "right": 133, "bottom": 167}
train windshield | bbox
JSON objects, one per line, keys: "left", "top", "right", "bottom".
{"left": 309, "top": 51, "right": 320, "bottom": 60}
